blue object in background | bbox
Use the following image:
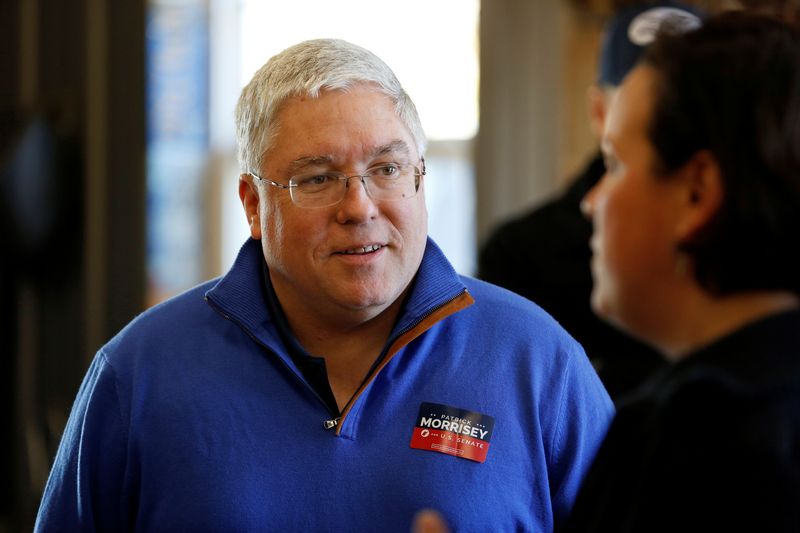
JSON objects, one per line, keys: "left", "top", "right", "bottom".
{"left": 146, "top": 0, "right": 209, "bottom": 299}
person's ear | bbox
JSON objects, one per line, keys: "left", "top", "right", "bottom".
{"left": 675, "top": 150, "right": 723, "bottom": 244}
{"left": 586, "top": 84, "right": 611, "bottom": 141}
{"left": 239, "top": 173, "right": 262, "bottom": 240}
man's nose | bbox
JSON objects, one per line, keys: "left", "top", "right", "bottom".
{"left": 580, "top": 178, "right": 602, "bottom": 220}
{"left": 343, "top": 174, "right": 368, "bottom": 190}
{"left": 336, "top": 175, "right": 378, "bottom": 222}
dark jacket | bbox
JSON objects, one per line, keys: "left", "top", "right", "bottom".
{"left": 563, "top": 309, "right": 800, "bottom": 532}
{"left": 479, "top": 154, "right": 664, "bottom": 400}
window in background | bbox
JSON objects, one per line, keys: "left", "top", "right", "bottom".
{"left": 146, "top": 0, "right": 209, "bottom": 304}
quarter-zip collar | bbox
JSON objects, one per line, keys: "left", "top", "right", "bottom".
{"left": 204, "top": 237, "right": 474, "bottom": 433}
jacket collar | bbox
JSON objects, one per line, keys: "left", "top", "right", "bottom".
{"left": 674, "top": 309, "right": 800, "bottom": 390}
{"left": 204, "top": 237, "right": 468, "bottom": 353}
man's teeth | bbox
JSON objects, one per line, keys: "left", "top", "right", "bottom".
{"left": 341, "top": 245, "right": 382, "bottom": 255}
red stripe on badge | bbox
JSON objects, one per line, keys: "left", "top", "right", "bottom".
{"left": 410, "top": 427, "right": 491, "bottom": 463}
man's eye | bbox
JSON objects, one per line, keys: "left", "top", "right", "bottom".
{"left": 372, "top": 164, "right": 400, "bottom": 177}
{"left": 297, "top": 174, "right": 331, "bottom": 187}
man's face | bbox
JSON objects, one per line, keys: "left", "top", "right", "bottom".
{"left": 242, "top": 84, "right": 428, "bottom": 326}
{"left": 582, "top": 66, "right": 686, "bottom": 341}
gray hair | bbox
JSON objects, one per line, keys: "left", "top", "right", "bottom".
{"left": 235, "top": 38, "right": 427, "bottom": 174}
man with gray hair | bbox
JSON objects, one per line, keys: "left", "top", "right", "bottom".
{"left": 35, "top": 39, "right": 612, "bottom": 531}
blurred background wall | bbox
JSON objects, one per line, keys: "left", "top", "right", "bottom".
{"left": 1, "top": 0, "right": 145, "bottom": 530}
{"left": 0, "top": 0, "right": 784, "bottom": 530}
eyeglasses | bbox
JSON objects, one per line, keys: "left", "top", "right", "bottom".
{"left": 249, "top": 162, "right": 425, "bottom": 208}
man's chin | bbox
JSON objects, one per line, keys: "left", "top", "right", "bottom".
{"left": 590, "top": 289, "right": 616, "bottom": 326}
{"left": 330, "top": 284, "right": 408, "bottom": 319}
{"left": 336, "top": 293, "right": 391, "bottom": 314}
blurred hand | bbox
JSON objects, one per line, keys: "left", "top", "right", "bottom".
{"left": 412, "top": 510, "right": 450, "bottom": 533}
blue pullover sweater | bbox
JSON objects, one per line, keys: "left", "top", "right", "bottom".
{"left": 36, "top": 238, "right": 613, "bottom": 532}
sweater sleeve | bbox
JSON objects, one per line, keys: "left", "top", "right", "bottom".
{"left": 34, "top": 351, "right": 131, "bottom": 532}
{"left": 546, "top": 343, "right": 614, "bottom": 529}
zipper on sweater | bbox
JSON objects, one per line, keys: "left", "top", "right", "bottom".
{"left": 204, "top": 296, "right": 342, "bottom": 425}
{"left": 389, "top": 289, "right": 469, "bottom": 350}
{"left": 206, "top": 288, "right": 471, "bottom": 435}
{"left": 335, "top": 288, "right": 471, "bottom": 430}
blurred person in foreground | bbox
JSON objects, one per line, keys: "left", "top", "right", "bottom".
{"left": 417, "top": 11, "right": 800, "bottom": 533}
{"left": 739, "top": 0, "right": 800, "bottom": 24}
{"left": 566, "top": 11, "right": 800, "bottom": 531}
{"left": 478, "top": 1, "right": 704, "bottom": 401}
{"left": 34, "top": 39, "right": 613, "bottom": 531}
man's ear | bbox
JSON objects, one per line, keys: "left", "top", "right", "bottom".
{"left": 586, "top": 84, "right": 611, "bottom": 141}
{"left": 675, "top": 150, "right": 724, "bottom": 243}
{"left": 239, "top": 173, "right": 262, "bottom": 240}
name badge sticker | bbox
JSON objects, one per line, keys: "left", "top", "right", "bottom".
{"left": 410, "top": 402, "right": 495, "bottom": 463}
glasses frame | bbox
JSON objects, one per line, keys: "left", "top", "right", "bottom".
{"left": 249, "top": 159, "right": 426, "bottom": 209}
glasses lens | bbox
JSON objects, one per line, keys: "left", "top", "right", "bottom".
{"left": 287, "top": 165, "right": 421, "bottom": 208}
{"left": 365, "top": 164, "right": 420, "bottom": 201}
{"left": 289, "top": 173, "right": 342, "bottom": 208}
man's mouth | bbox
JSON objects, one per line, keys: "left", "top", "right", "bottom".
{"left": 338, "top": 244, "right": 384, "bottom": 255}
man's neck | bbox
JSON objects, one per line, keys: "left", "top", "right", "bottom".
{"left": 660, "top": 290, "right": 800, "bottom": 361}
{"left": 278, "top": 287, "right": 408, "bottom": 412}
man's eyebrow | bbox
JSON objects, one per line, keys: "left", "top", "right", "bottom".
{"left": 285, "top": 141, "right": 413, "bottom": 174}
{"left": 286, "top": 155, "right": 334, "bottom": 174}
{"left": 372, "top": 140, "right": 412, "bottom": 158}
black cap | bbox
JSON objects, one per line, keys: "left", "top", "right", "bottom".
{"left": 598, "top": 1, "right": 703, "bottom": 86}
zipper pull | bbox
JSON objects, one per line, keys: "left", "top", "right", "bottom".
{"left": 323, "top": 417, "right": 341, "bottom": 430}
